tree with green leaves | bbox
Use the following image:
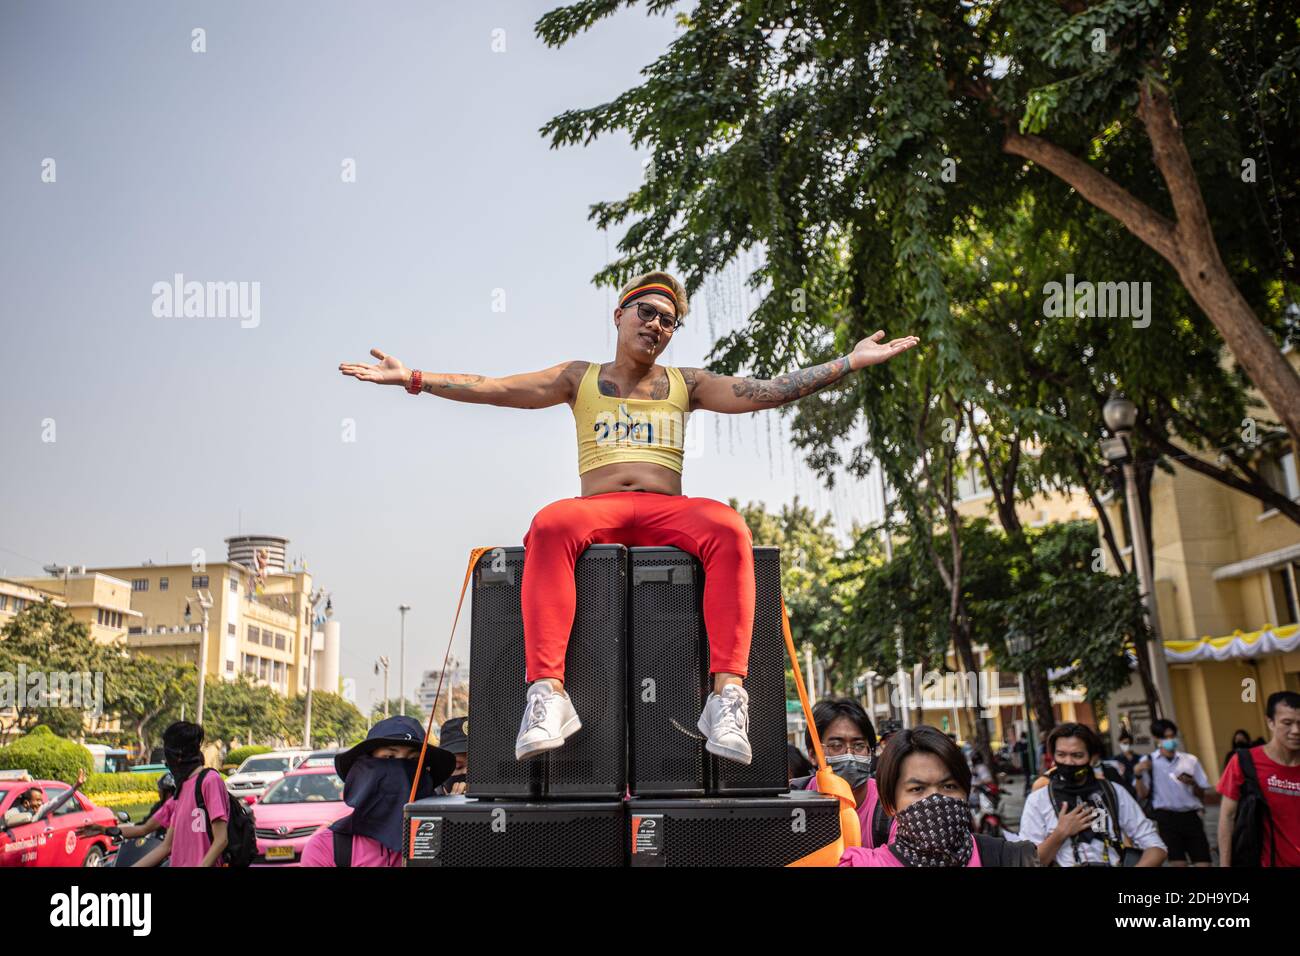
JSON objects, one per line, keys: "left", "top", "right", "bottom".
{"left": 199, "top": 675, "right": 287, "bottom": 750}
{"left": 538, "top": 0, "right": 1299, "bottom": 449}
{"left": 287, "top": 692, "right": 367, "bottom": 749}
{"left": 0, "top": 598, "right": 115, "bottom": 741}
{"left": 370, "top": 698, "right": 425, "bottom": 724}
{"left": 106, "top": 655, "right": 194, "bottom": 761}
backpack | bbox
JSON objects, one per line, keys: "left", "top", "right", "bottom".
{"left": 333, "top": 828, "right": 352, "bottom": 868}
{"left": 974, "top": 833, "right": 1038, "bottom": 867}
{"left": 1229, "top": 747, "right": 1276, "bottom": 868}
{"left": 1048, "top": 771, "right": 1130, "bottom": 865}
{"left": 193, "top": 768, "right": 256, "bottom": 867}
{"left": 870, "top": 799, "right": 891, "bottom": 849}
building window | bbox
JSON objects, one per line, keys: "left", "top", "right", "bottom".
{"left": 192, "top": 575, "right": 209, "bottom": 589}
{"left": 225, "top": 660, "right": 234, "bottom": 673}
{"left": 229, "top": 577, "right": 238, "bottom": 593}
{"left": 128, "top": 626, "right": 142, "bottom": 635}
{"left": 262, "top": 630, "right": 273, "bottom": 647}
{"left": 275, "top": 633, "right": 286, "bottom": 651}
{"left": 0, "top": 595, "right": 7, "bottom": 611}
{"left": 259, "top": 658, "right": 270, "bottom": 681}
{"left": 1270, "top": 565, "right": 1299, "bottom": 626}
{"left": 14, "top": 599, "right": 23, "bottom": 612}
{"left": 159, "top": 577, "right": 169, "bottom": 591}
{"left": 1260, "top": 443, "right": 1300, "bottom": 508}
{"left": 227, "top": 622, "right": 236, "bottom": 636}
{"left": 132, "top": 579, "right": 149, "bottom": 592}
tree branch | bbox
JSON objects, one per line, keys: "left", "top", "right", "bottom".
{"left": 1002, "top": 130, "right": 1181, "bottom": 264}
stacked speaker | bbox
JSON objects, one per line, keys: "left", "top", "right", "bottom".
{"left": 403, "top": 544, "right": 840, "bottom": 866}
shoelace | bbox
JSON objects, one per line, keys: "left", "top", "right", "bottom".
{"left": 524, "top": 692, "right": 552, "bottom": 731}
{"left": 715, "top": 692, "right": 747, "bottom": 733}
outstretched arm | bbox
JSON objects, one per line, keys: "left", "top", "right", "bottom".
{"left": 339, "top": 349, "right": 583, "bottom": 409}
{"left": 682, "top": 331, "right": 919, "bottom": 414}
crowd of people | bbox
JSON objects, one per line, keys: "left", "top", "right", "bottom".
{"left": 786, "top": 690, "right": 1300, "bottom": 868}
{"left": 67, "top": 688, "right": 1300, "bottom": 868}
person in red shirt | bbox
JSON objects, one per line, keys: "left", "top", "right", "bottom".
{"left": 1217, "top": 690, "right": 1300, "bottom": 867}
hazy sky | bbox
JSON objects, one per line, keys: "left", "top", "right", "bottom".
{"left": 0, "top": 1, "right": 885, "bottom": 712}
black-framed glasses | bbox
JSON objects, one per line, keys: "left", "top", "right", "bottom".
{"left": 823, "top": 739, "right": 873, "bottom": 756}
{"left": 630, "top": 301, "right": 682, "bottom": 332}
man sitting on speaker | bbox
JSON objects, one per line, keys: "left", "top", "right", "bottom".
{"left": 339, "top": 271, "right": 918, "bottom": 765}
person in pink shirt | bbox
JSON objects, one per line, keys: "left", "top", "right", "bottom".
{"left": 840, "top": 725, "right": 1038, "bottom": 867}
{"left": 300, "top": 715, "right": 455, "bottom": 867}
{"left": 795, "top": 699, "right": 895, "bottom": 848}
{"left": 133, "top": 721, "right": 230, "bottom": 867}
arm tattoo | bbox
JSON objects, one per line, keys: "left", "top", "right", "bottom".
{"left": 731, "top": 357, "right": 853, "bottom": 406}
{"left": 421, "top": 373, "right": 485, "bottom": 393}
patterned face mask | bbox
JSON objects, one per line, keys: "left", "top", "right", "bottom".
{"left": 891, "top": 792, "right": 974, "bottom": 867}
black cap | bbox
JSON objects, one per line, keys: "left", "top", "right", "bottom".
{"left": 335, "top": 715, "right": 455, "bottom": 784}
{"left": 438, "top": 717, "right": 468, "bottom": 755}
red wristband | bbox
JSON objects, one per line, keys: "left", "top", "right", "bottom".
{"left": 406, "top": 369, "right": 423, "bottom": 395}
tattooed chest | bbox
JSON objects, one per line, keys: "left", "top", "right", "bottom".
{"left": 598, "top": 372, "right": 671, "bottom": 400}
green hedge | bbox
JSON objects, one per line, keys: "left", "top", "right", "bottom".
{"left": 0, "top": 726, "right": 93, "bottom": 782}
{"left": 225, "top": 745, "right": 272, "bottom": 767}
{"left": 86, "top": 771, "right": 165, "bottom": 793}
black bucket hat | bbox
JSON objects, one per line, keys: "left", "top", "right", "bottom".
{"left": 438, "top": 716, "right": 469, "bottom": 755}
{"left": 335, "top": 715, "right": 455, "bottom": 784}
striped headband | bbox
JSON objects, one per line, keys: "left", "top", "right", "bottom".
{"left": 619, "top": 282, "right": 679, "bottom": 314}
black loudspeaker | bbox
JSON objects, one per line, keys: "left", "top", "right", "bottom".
{"left": 626, "top": 791, "right": 841, "bottom": 867}
{"left": 403, "top": 796, "right": 625, "bottom": 867}
{"left": 626, "top": 546, "right": 789, "bottom": 796}
{"left": 627, "top": 547, "right": 708, "bottom": 796}
{"left": 711, "top": 545, "right": 789, "bottom": 796}
{"left": 466, "top": 544, "right": 627, "bottom": 799}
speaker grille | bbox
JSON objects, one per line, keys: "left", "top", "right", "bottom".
{"left": 404, "top": 797, "right": 625, "bottom": 867}
{"left": 711, "top": 546, "right": 789, "bottom": 795}
{"left": 467, "top": 545, "right": 627, "bottom": 799}
{"left": 627, "top": 547, "right": 707, "bottom": 796}
{"left": 467, "top": 547, "right": 540, "bottom": 798}
{"left": 628, "top": 794, "right": 840, "bottom": 867}
{"left": 546, "top": 545, "right": 627, "bottom": 798}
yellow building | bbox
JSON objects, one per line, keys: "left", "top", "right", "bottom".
{"left": 88, "top": 534, "right": 341, "bottom": 699}
{"left": 1099, "top": 419, "right": 1300, "bottom": 767}
{"left": 5, "top": 568, "right": 140, "bottom": 648}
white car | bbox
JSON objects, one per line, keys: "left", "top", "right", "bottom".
{"left": 224, "top": 751, "right": 311, "bottom": 801}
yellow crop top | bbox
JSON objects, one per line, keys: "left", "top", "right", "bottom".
{"left": 573, "top": 361, "right": 690, "bottom": 475}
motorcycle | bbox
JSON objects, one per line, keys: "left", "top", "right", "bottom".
{"left": 106, "top": 810, "right": 170, "bottom": 867}
{"left": 970, "top": 782, "right": 1004, "bottom": 837}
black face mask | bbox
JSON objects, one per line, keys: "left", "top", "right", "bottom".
{"left": 827, "top": 753, "right": 875, "bottom": 790}
{"left": 1053, "top": 762, "right": 1094, "bottom": 790}
{"left": 331, "top": 756, "right": 434, "bottom": 854}
{"left": 163, "top": 746, "right": 203, "bottom": 790}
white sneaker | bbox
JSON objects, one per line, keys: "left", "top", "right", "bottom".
{"left": 698, "top": 683, "right": 752, "bottom": 765}
{"left": 514, "top": 681, "right": 582, "bottom": 760}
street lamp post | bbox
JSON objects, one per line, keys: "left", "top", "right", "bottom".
{"left": 1007, "top": 633, "right": 1038, "bottom": 779}
{"left": 374, "top": 656, "right": 390, "bottom": 718}
{"left": 303, "top": 590, "right": 331, "bottom": 748}
{"left": 1101, "top": 393, "right": 1177, "bottom": 723}
{"left": 184, "top": 590, "right": 213, "bottom": 724}
{"left": 398, "top": 604, "right": 410, "bottom": 717}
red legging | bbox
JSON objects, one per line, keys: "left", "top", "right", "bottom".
{"left": 521, "top": 491, "right": 755, "bottom": 683}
